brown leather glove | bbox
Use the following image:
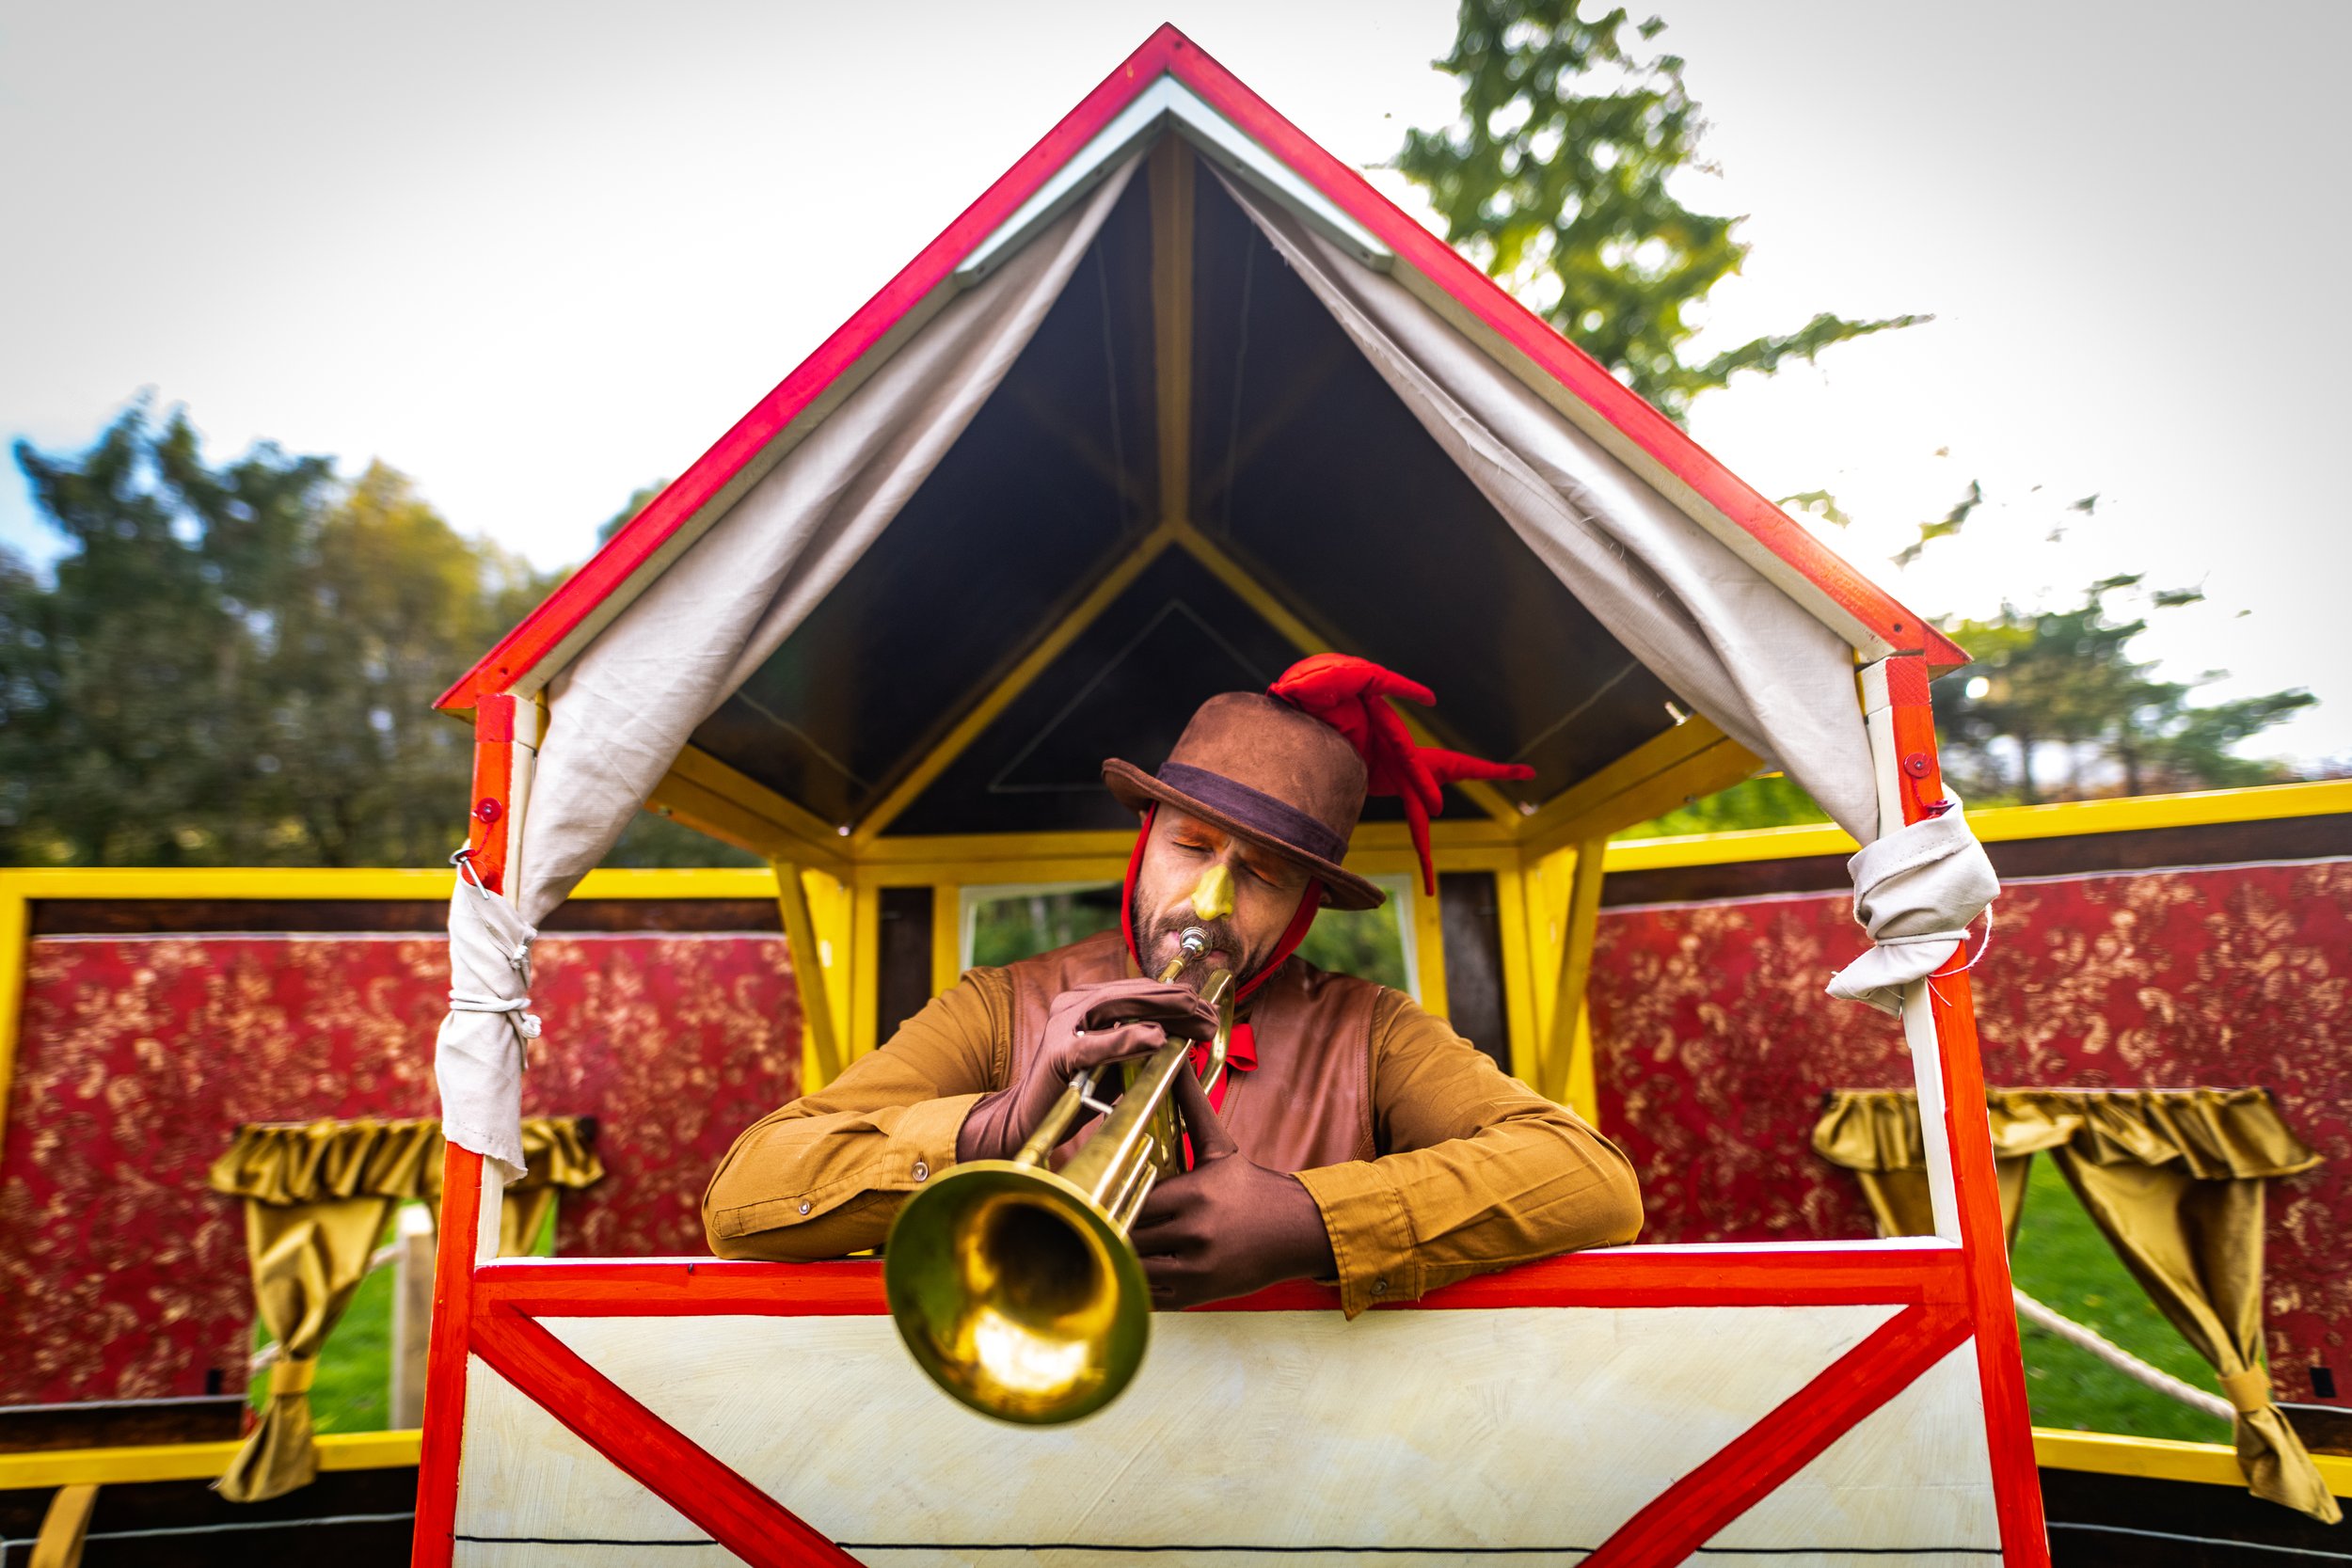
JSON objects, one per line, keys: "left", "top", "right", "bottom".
{"left": 1131, "top": 1063, "right": 1338, "bottom": 1308}
{"left": 956, "top": 978, "right": 1216, "bottom": 1164}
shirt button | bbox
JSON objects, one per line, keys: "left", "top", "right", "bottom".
{"left": 1371, "top": 1279, "right": 1389, "bottom": 1296}
{"left": 797, "top": 1200, "right": 812, "bottom": 1215}
{"left": 912, "top": 1162, "right": 930, "bottom": 1181}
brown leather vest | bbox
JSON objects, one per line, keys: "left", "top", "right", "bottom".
{"left": 1002, "top": 929, "right": 1380, "bottom": 1173}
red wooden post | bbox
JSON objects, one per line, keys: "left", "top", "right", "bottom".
{"left": 412, "top": 694, "right": 519, "bottom": 1568}
{"left": 1881, "top": 654, "right": 2050, "bottom": 1567}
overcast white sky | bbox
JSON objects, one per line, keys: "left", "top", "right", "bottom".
{"left": 3, "top": 1, "right": 2344, "bottom": 768}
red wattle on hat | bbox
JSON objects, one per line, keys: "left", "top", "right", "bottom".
{"left": 1268, "top": 653, "right": 1534, "bottom": 896}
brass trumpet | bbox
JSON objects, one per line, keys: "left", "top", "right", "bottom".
{"left": 882, "top": 928, "right": 1234, "bottom": 1424}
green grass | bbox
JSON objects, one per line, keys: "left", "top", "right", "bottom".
{"left": 2008, "top": 1156, "right": 2233, "bottom": 1442}
{"left": 250, "top": 1198, "right": 555, "bottom": 1434}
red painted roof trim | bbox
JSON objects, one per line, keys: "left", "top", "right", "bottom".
{"left": 440, "top": 24, "right": 1958, "bottom": 712}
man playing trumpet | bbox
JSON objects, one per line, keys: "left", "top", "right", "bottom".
{"left": 705, "top": 654, "right": 1642, "bottom": 1315}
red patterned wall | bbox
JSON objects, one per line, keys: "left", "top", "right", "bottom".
{"left": 1589, "top": 859, "right": 2352, "bottom": 1386}
{"left": 0, "top": 931, "right": 801, "bottom": 1406}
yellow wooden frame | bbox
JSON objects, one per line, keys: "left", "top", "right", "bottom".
{"left": 0, "top": 882, "right": 24, "bottom": 1173}
{"left": 650, "top": 745, "right": 850, "bottom": 877}
{"left": 0, "top": 1431, "right": 421, "bottom": 1490}
{"left": 8, "top": 1422, "right": 2347, "bottom": 1497}
{"left": 2033, "top": 1427, "right": 2352, "bottom": 1494}
{"left": 1602, "top": 776, "right": 2352, "bottom": 874}
{"left": 1518, "top": 717, "right": 1764, "bottom": 860}
{"left": 770, "top": 862, "right": 843, "bottom": 1087}
{"left": 5, "top": 1422, "right": 2344, "bottom": 1498}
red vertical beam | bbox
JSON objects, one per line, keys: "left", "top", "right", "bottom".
{"left": 1883, "top": 655, "right": 2049, "bottom": 1567}
{"left": 411, "top": 695, "right": 518, "bottom": 1568}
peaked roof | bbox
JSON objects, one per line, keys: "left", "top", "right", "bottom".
{"left": 439, "top": 24, "right": 1959, "bottom": 718}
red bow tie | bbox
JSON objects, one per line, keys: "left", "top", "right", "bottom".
{"left": 1189, "top": 1021, "right": 1257, "bottom": 1113}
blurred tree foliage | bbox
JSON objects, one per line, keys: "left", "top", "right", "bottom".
{"left": 969, "top": 886, "right": 1122, "bottom": 969}
{"left": 1632, "top": 502, "right": 2318, "bottom": 832}
{"left": 1295, "top": 897, "right": 1409, "bottom": 990}
{"left": 1397, "top": 0, "right": 1923, "bottom": 422}
{"left": 1934, "top": 578, "right": 2313, "bottom": 805}
{"left": 1, "top": 404, "right": 559, "bottom": 865}
{"left": 598, "top": 480, "right": 667, "bottom": 545}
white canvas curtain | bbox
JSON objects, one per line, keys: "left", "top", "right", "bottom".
{"left": 1216, "top": 174, "right": 1884, "bottom": 845}
{"left": 437, "top": 157, "right": 1141, "bottom": 1174}
{"left": 516, "top": 155, "right": 1143, "bottom": 923}
{"left": 1216, "top": 173, "right": 1995, "bottom": 1007}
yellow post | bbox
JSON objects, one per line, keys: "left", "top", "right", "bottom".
{"left": 930, "top": 882, "right": 962, "bottom": 997}
{"left": 1491, "top": 863, "right": 1541, "bottom": 1088}
{"left": 0, "top": 881, "right": 25, "bottom": 1163}
{"left": 849, "top": 880, "right": 882, "bottom": 1062}
{"left": 1547, "top": 837, "right": 1608, "bottom": 1121}
{"left": 1410, "top": 877, "right": 1450, "bottom": 1022}
{"left": 813, "top": 871, "right": 855, "bottom": 1064}
{"left": 771, "top": 861, "right": 843, "bottom": 1091}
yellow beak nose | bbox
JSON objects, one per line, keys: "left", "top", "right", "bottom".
{"left": 1188, "top": 863, "right": 1235, "bottom": 923}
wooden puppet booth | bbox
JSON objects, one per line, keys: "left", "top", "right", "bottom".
{"left": 415, "top": 27, "right": 2050, "bottom": 1567}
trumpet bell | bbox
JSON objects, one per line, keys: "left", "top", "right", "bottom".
{"left": 882, "top": 1160, "right": 1152, "bottom": 1425}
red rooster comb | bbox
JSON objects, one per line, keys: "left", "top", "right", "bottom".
{"left": 1268, "top": 653, "right": 1534, "bottom": 895}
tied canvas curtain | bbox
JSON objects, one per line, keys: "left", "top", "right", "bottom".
{"left": 1816, "top": 1087, "right": 2336, "bottom": 1521}
{"left": 1211, "top": 173, "right": 2000, "bottom": 1014}
{"left": 434, "top": 155, "right": 1144, "bottom": 1180}
{"left": 206, "top": 1117, "right": 601, "bottom": 1502}
{"left": 1210, "top": 171, "right": 1881, "bottom": 845}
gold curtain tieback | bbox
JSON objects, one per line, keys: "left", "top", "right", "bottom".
{"left": 270, "top": 1357, "right": 318, "bottom": 1398}
{"left": 2220, "top": 1366, "right": 2273, "bottom": 1415}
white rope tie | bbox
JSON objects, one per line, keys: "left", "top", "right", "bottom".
{"left": 1927, "top": 906, "right": 1997, "bottom": 1006}
{"left": 448, "top": 989, "right": 541, "bottom": 1040}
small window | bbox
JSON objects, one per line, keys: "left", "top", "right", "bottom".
{"left": 961, "top": 880, "right": 1121, "bottom": 969}
{"left": 1295, "top": 874, "right": 1416, "bottom": 994}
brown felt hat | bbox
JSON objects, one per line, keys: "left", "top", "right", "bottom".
{"left": 1103, "top": 692, "right": 1384, "bottom": 911}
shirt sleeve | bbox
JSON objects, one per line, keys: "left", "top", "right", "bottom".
{"left": 1293, "top": 990, "right": 1643, "bottom": 1317}
{"left": 702, "top": 969, "right": 1009, "bottom": 1260}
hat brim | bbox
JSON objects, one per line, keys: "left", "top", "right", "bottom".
{"left": 1102, "top": 758, "right": 1385, "bottom": 911}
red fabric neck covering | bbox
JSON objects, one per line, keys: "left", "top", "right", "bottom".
{"left": 1119, "top": 805, "right": 1326, "bottom": 1109}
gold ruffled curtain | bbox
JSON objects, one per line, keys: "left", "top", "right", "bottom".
{"left": 1815, "top": 1087, "right": 2335, "bottom": 1522}
{"left": 204, "top": 1116, "right": 601, "bottom": 1503}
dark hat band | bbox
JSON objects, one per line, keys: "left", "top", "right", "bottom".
{"left": 1155, "top": 763, "right": 1350, "bottom": 865}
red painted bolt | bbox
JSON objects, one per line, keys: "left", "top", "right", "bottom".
{"left": 474, "top": 798, "right": 502, "bottom": 823}
{"left": 1902, "top": 752, "right": 1931, "bottom": 779}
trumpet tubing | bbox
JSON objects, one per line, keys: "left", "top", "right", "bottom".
{"left": 882, "top": 929, "right": 1233, "bottom": 1424}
